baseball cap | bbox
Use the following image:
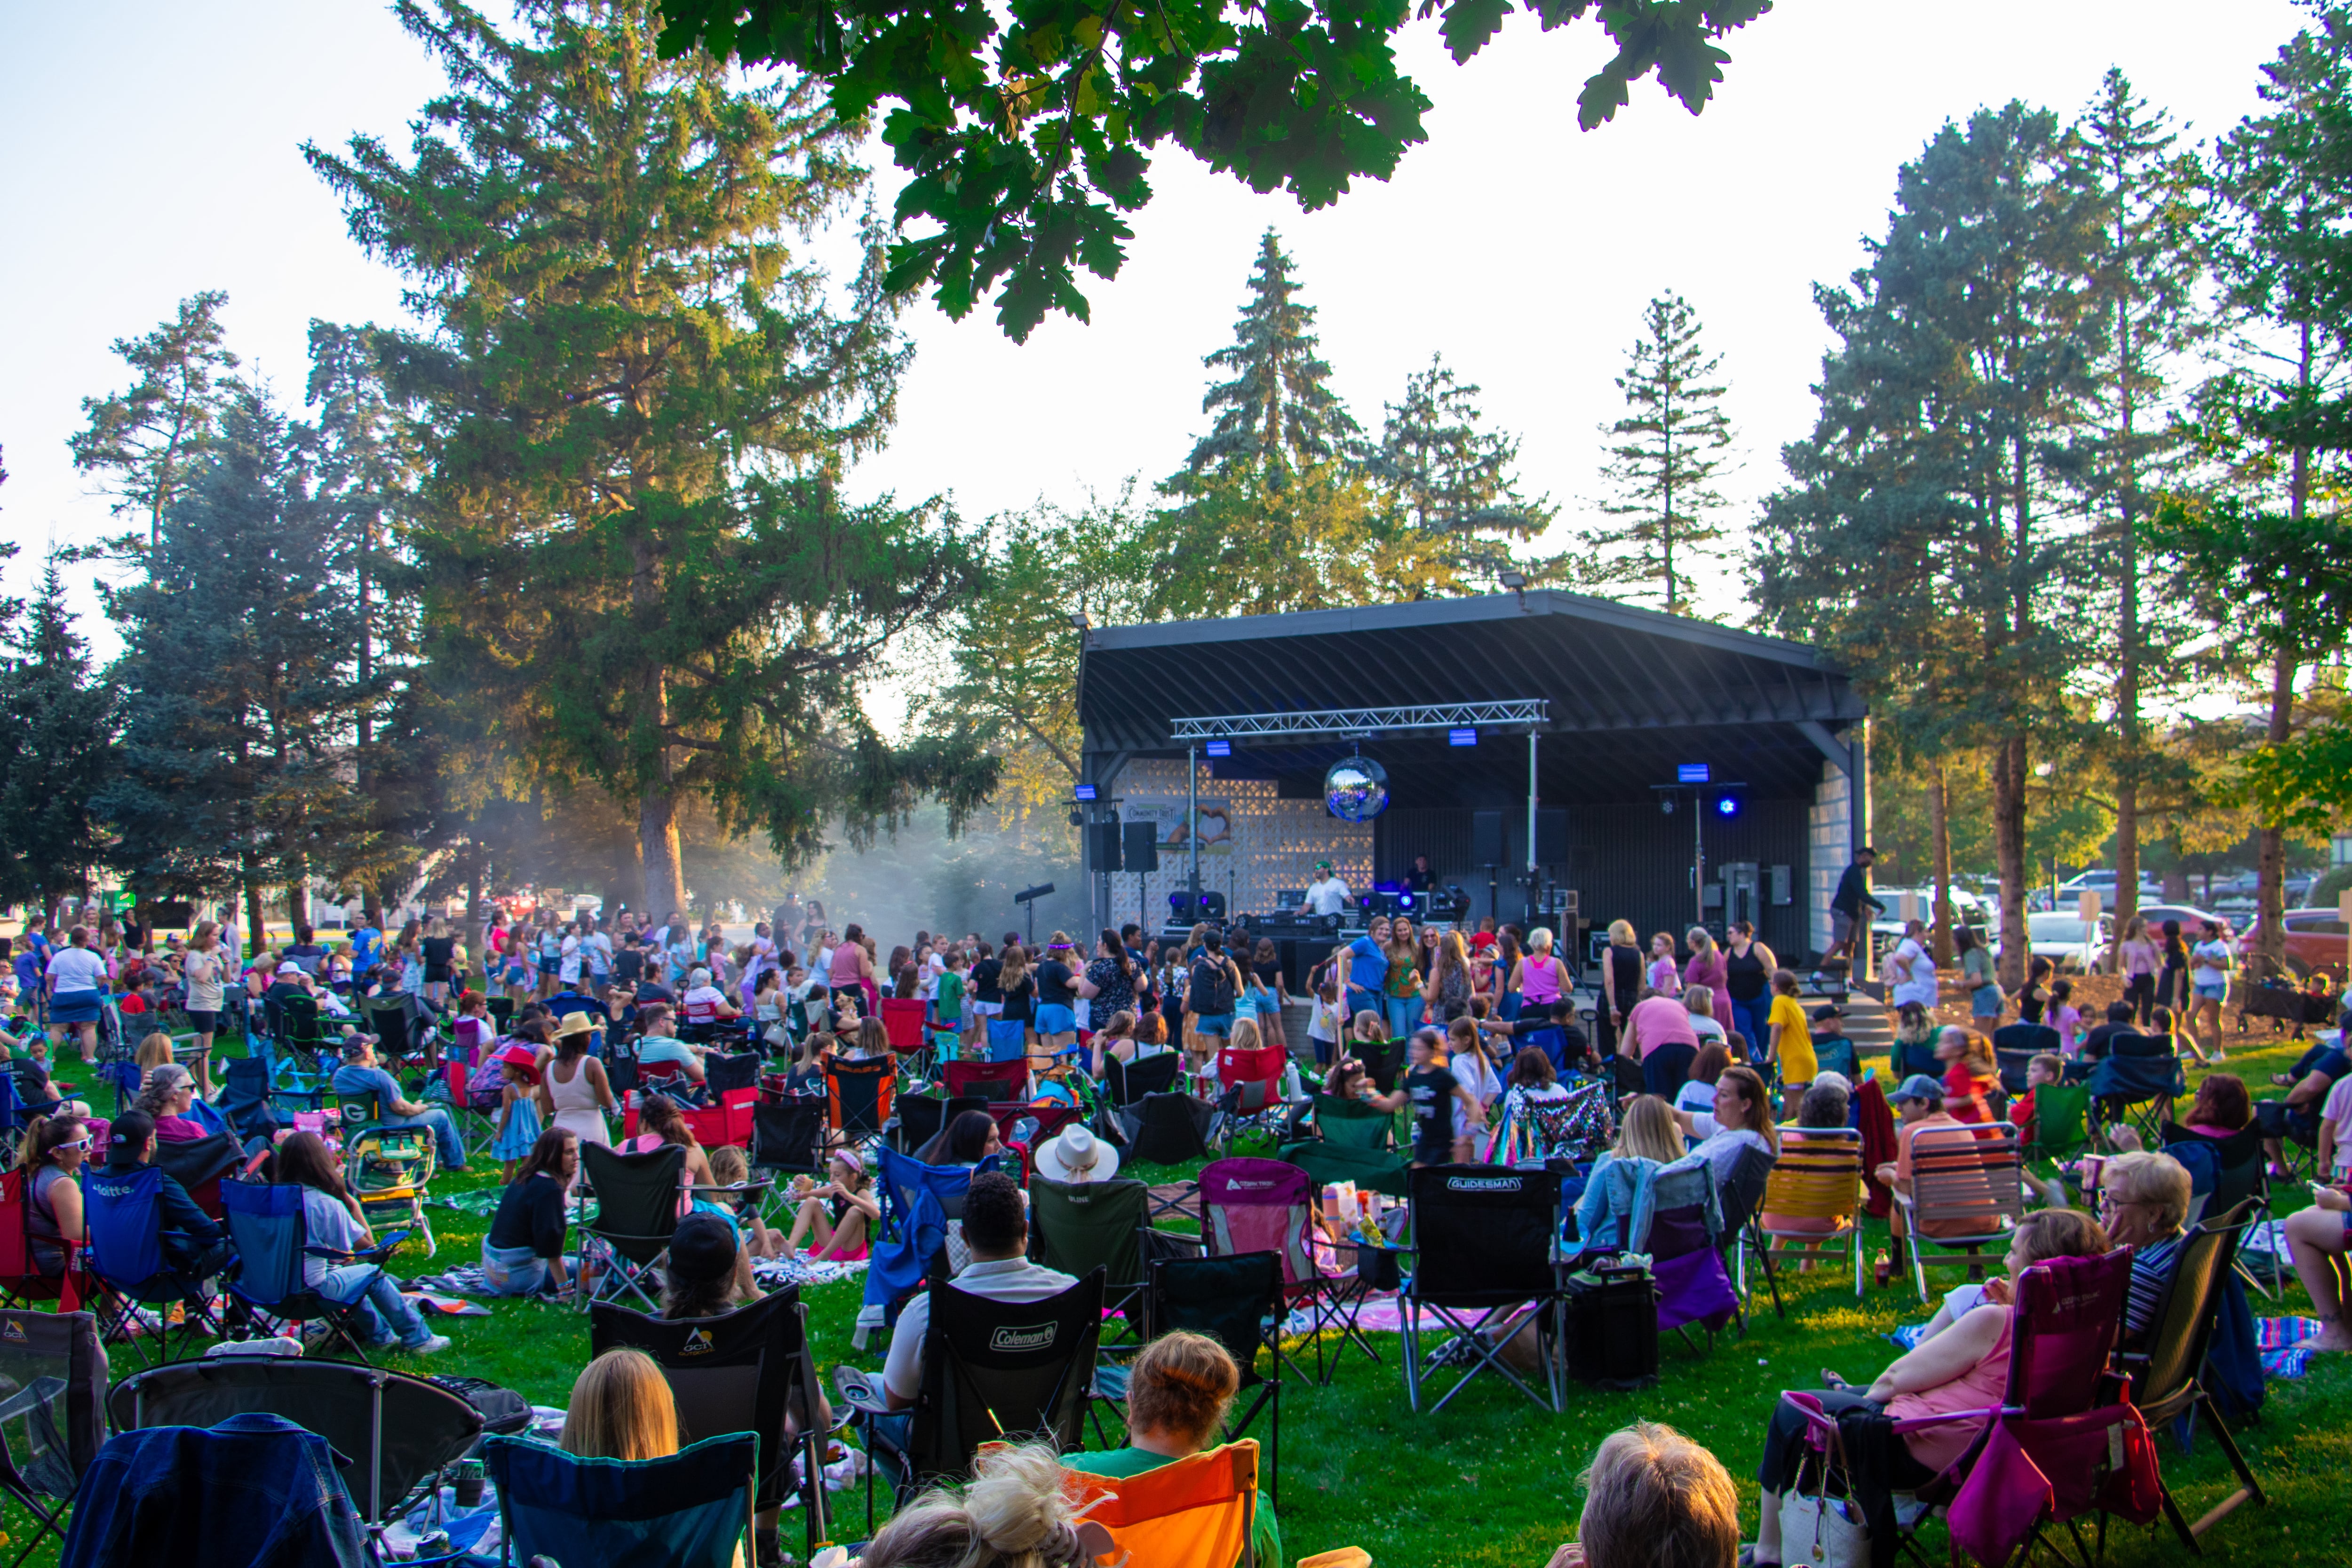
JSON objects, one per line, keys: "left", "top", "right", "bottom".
{"left": 1811, "top": 1004, "right": 1846, "bottom": 1023}
{"left": 1891, "top": 1073, "right": 1943, "bottom": 1105}
{"left": 666, "top": 1213, "right": 739, "bottom": 1285}
{"left": 1315, "top": 860, "right": 1333, "bottom": 870}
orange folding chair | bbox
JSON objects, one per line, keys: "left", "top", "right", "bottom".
{"left": 1065, "top": 1439, "right": 1261, "bottom": 1568}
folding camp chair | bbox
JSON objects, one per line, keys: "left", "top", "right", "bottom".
{"left": 82, "top": 1162, "right": 225, "bottom": 1366}
{"left": 1354, "top": 1038, "right": 1407, "bottom": 1093}
{"left": 705, "top": 1051, "right": 762, "bottom": 1097}
{"left": 110, "top": 1346, "right": 485, "bottom": 1528}
{"left": 1196, "top": 1156, "right": 1368, "bottom": 1383}
{"left": 218, "top": 1056, "right": 300, "bottom": 1140}
{"left": 220, "top": 1180, "right": 405, "bottom": 1361}
{"left": 280, "top": 994, "right": 333, "bottom": 1068}
{"left": 342, "top": 1121, "right": 437, "bottom": 1258}
{"left": 2160, "top": 1122, "right": 2276, "bottom": 1296}
{"left": 750, "top": 1095, "right": 828, "bottom": 1219}
{"left": 1101, "top": 1050, "right": 1182, "bottom": 1130}
{"left": 1754, "top": 1128, "right": 1865, "bottom": 1307}
{"left": 1777, "top": 1248, "right": 2156, "bottom": 1568}
{"left": 2090, "top": 1034, "right": 2188, "bottom": 1146}
{"left": 846, "top": 1267, "right": 1105, "bottom": 1528}
{"left": 486, "top": 1429, "right": 757, "bottom": 1568}
{"left": 1135, "top": 1253, "right": 1284, "bottom": 1502}
{"left": 942, "top": 1059, "right": 1024, "bottom": 1104}
{"left": 1124, "top": 1091, "right": 1213, "bottom": 1168}
{"left": 1214, "top": 1044, "right": 1290, "bottom": 1155}
{"left": 1065, "top": 1439, "right": 1263, "bottom": 1568}
{"left": 1898, "top": 1123, "right": 2027, "bottom": 1302}
{"left": 0, "top": 1168, "right": 87, "bottom": 1314}
{"left": 880, "top": 997, "right": 928, "bottom": 1053}
{"left": 1306, "top": 1091, "right": 1396, "bottom": 1151}
{"left": 894, "top": 1093, "right": 986, "bottom": 1156}
{"left": 153, "top": 1131, "right": 244, "bottom": 1222}
{"left": 1631, "top": 1156, "right": 1737, "bottom": 1353}
{"left": 1400, "top": 1164, "right": 1567, "bottom": 1414}
{"left": 591, "top": 1289, "right": 832, "bottom": 1551}
{"left": 0, "top": 1078, "right": 60, "bottom": 1146}
{"left": 2117, "top": 1211, "right": 2268, "bottom": 1548}
{"left": 439, "top": 1059, "right": 501, "bottom": 1161}
{"left": 61, "top": 1413, "right": 370, "bottom": 1566}
{"left": 827, "top": 1054, "right": 898, "bottom": 1154}
{"left": 1280, "top": 1136, "right": 1410, "bottom": 1200}
{"left": 1812, "top": 1035, "right": 1860, "bottom": 1083}
{"left": 578, "top": 1141, "right": 686, "bottom": 1312}
{"left": 857, "top": 1148, "right": 1006, "bottom": 1345}
{"left": 1030, "top": 1176, "right": 1152, "bottom": 1339}
{"left": 0, "top": 1308, "right": 102, "bottom": 1568}
{"left": 2025, "top": 1081, "right": 2092, "bottom": 1164}
{"left": 1993, "top": 1022, "right": 2062, "bottom": 1092}
{"left": 1716, "top": 1141, "right": 1777, "bottom": 1316}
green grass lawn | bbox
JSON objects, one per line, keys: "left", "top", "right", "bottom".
{"left": 23, "top": 1025, "right": 2352, "bottom": 1566}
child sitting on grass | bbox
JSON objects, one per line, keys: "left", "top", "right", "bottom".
{"left": 705, "top": 1144, "right": 785, "bottom": 1258}
{"left": 781, "top": 1148, "right": 877, "bottom": 1262}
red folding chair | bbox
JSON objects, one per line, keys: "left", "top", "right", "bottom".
{"left": 1213, "top": 1045, "right": 1289, "bottom": 1155}
{"left": 879, "top": 999, "right": 928, "bottom": 1052}
{"left": 944, "top": 1060, "right": 1025, "bottom": 1103}
{"left": 1778, "top": 1248, "right": 2161, "bottom": 1566}
{"left": 0, "top": 1168, "right": 87, "bottom": 1312}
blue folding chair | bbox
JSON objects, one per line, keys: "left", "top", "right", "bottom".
{"left": 484, "top": 1430, "right": 757, "bottom": 1568}
{"left": 82, "top": 1163, "right": 224, "bottom": 1365}
{"left": 220, "top": 1181, "right": 404, "bottom": 1362}
{"left": 2087, "top": 1051, "right": 2187, "bottom": 1147}
{"left": 858, "top": 1147, "right": 1002, "bottom": 1340}
{"left": 985, "top": 1019, "right": 1028, "bottom": 1063}
{"left": 0, "top": 1077, "right": 59, "bottom": 1140}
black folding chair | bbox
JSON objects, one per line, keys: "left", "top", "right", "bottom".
{"left": 578, "top": 1142, "right": 686, "bottom": 1311}
{"left": 2117, "top": 1206, "right": 2268, "bottom": 1550}
{"left": 1716, "top": 1141, "right": 1779, "bottom": 1326}
{"left": 0, "top": 1309, "right": 102, "bottom": 1568}
{"left": 2087, "top": 1049, "right": 2186, "bottom": 1147}
{"left": 1399, "top": 1165, "right": 1567, "bottom": 1415}
{"left": 1123, "top": 1092, "right": 1212, "bottom": 1167}
{"left": 1099, "top": 1052, "right": 1182, "bottom": 1141}
{"left": 896, "top": 1095, "right": 986, "bottom": 1156}
{"left": 1355, "top": 1038, "right": 1406, "bottom": 1094}
{"left": 591, "top": 1288, "right": 832, "bottom": 1552}
{"left": 843, "top": 1267, "right": 1105, "bottom": 1531}
{"left": 705, "top": 1051, "right": 762, "bottom": 1095}
{"left": 1993, "top": 1022, "right": 2061, "bottom": 1094}
{"left": 1140, "top": 1251, "right": 1284, "bottom": 1503}
{"left": 109, "top": 1355, "right": 483, "bottom": 1528}
{"left": 750, "top": 1096, "right": 828, "bottom": 1223}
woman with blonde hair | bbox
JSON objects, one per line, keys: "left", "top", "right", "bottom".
{"left": 179, "top": 920, "right": 226, "bottom": 1093}
{"left": 1597, "top": 918, "right": 1645, "bottom": 1064}
{"left": 1380, "top": 918, "right": 1424, "bottom": 1039}
{"left": 561, "top": 1349, "right": 680, "bottom": 1461}
{"left": 1572, "top": 1095, "right": 1688, "bottom": 1252}
{"left": 1063, "top": 1330, "right": 1282, "bottom": 1568}
{"left": 1422, "top": 929, "right": 1476, "bottom": 1024}
{"left": 864, "top": 1441, "right": 1111, "bottom": 1568}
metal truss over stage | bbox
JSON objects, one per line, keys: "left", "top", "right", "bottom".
{"left": 1169, "top": 699, "right": 1549, "bottom": 741}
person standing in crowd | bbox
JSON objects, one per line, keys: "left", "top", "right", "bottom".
{"left": 1343, "top": 914, "right": 1393, "bottom": 1027}
{"left": 2188, "top": 917, "right": 2234, "bottom": 1064}
{"left": 1247, "top": 937, "right": 1289, "bottom": 1050}
{"left": 1422, "top": 929, "right": 1475, "bottom": 1025}
{"left": 42, "top": 927, "right": 108, "bottom": 1064}
{"left": 2118, "top": 915, "right": 2160, "bottom": 1027}
{"left": 179, "top": 920, "right": 228, "bottom": 1083}
{"left": 1721, "top": 921, "right": 1775, "bottom": 1061}
{"left": 1645, "top": 931, "right": 1681, "bottom": 997}
{"left": 832, "top": 923, "right": 879, "bottom": 1019}
{"left": 1956, "top": 925, "right": 2001, "bottom": 1027}
{"left": 1884, "top": 916, "right": 1938, "bottom": 1012}
{"left": 1596, "top": 920, "right": 1644, "bottom": 1065}
{"left": 1381, "top": 918, "right": 1424, "bottom": 1039}
{"left": 1031, "top": 933, "right": 1093, "bottom": 1066}
{"left": 1827, "top": 844, "right": 1885, "bottom": 970}
{"left": 1304, "top": 860, "right": 1352, "bottom": 916}
{"left": 1511, "top": 926, "right": 1565, "bottom": 1034}
{"left": 2155, "top": 918, "right": 2189, "bottom": 1019}
{"left": 1491, "top": 925, "right": 1524, "bottom": 1020}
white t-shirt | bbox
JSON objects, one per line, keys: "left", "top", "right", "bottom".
{"left": 1888, "top": 937, "right": 1939, "bottom": 1008}
{"left": 2191, "top": 940, "right": 2231, "bottom": 987}
{"left": 2325, "top": 1075, "right": 2352, "bottom": 1174}
{"left": 1675, "top": 1079, "right": 1718, "bottom": 1113}
{"left": 181, "top": 949, "right": 226, "bottom": 1012}
{"left": 1304, "top": 876, "right": 1351, "bottom": 916}
{"left": 44, "top": 948, "right": 107, "bottom": 996}
{"left": 883, "top": 1256, "right": 1078, "bottom": 1403}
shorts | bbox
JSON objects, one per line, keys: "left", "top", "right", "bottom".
{"left": 1193, "top": 1012, "right": 1232, "bottom": 1038}
{"left": 48, "top": 993, "right": 100, "bottom": 1025}
{"left": 1831, "top": 908, "right": 1857, "bottom": 943}
{"left": 184, "top": 1010, "right": 219, "bottom": 1035}
{"left": 1971, "top": 986, "right": 2003, "bottom": 1019}
{"left": 2195, "top": 981, "right": 2228, "bottom": 1001}
{"left": 538, "top": 959, "right": 558, "bottom": 977}
{"left": 1034, "top": 1004, "right": 1077, "bottom": 1036}
{"left": 971, "top": 1000, "right": 1003, "bottom": 1019}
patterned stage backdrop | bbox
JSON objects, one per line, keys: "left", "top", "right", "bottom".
{"left": 1114, "top": 760, "right": 1372, "bottom": 929}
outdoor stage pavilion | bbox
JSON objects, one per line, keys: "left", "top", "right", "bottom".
{"left": 1073, "top": 590, "right": 1869, "bottom": 975}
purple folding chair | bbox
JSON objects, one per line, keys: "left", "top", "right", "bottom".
{"left": 1629, "top": 1156, "right": 1738, "bottom": 1353}
{"left": 1780, "top": 1248, "right": 2161, "bottom": 1567}
{"left": 1195, "top": 1157, "right": 1364, "bottom": 1383}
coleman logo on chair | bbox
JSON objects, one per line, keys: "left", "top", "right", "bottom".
{"left": 990, "top": 1323, "right": 1058, "bottom": 1352}
{"left": 680, "top": 1326, "right": 715, "bottom": 1356}
{"left": 1446, "top": 1176, "right": 1523, "bottom": 1194}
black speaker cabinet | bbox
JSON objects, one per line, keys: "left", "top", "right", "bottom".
{"left": 1087, "top": 821, "right": 1123, "bottom": 872}
{"left": 1121, "top": 820, "right": 1160, "bottom": 873}
{"left": 1470, "top": 810, "right": 1504, "bottom": 866}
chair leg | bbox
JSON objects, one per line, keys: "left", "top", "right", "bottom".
{"left": 2157, "top": 1483, "right": 2203, "bottom": 1554}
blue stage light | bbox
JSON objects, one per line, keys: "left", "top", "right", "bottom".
{"left": 1715, "top": 795, "right": 1741, "bottom": 819}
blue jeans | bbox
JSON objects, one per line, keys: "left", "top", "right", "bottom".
{"left": 1345, "top": 988, "right": 1382, "bottom": 1031}
{"left": 1729, "top": 995, "right": 1772, "bottom": 1061}
{"left": 390, "top": 1107, "right": 467, "bottom": 1171}
{"left": 1383, "top": 996, "right": 1422, "bottom": 1039}
{"left": 320, "top": 1264, "right": 431, "bottom": 1346}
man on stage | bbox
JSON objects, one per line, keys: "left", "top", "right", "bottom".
{"left": 1304, "top": 860, "right": 1352, "bottom": 917}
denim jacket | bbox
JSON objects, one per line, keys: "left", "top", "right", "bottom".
{"left": 1570, "top": 1153, "right": 1661, "bottom": 1256}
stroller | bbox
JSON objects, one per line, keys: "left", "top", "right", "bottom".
{"left": 344, "top": 1123, "right": 438, "bottom": 1258}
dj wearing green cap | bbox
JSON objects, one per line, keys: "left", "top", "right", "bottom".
{"left": 1304, "top": 860, "right": 1351, "bottom": 917}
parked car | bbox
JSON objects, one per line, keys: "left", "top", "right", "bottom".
{"left": 2057, "top": 871, "right": 2164, "bottom": 907}
{"left": 1867, "top": 886, "right": 1989, "bottom": 955}
{"left": 2236, "top": 909, "right": 2349, "bottom": 982}
{"left": 1993, "top": 912, "right": 2114, "bottom": 973}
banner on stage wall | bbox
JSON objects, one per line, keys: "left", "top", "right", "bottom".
{"left": 1127, "top": 798, "right": 1232, "bottom": 856}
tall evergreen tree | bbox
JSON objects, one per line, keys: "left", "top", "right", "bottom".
{"left": 68, "top": 291, "right": 239, "bottom": 557}
{"left": 2069, "top": 68, "right": 2209, "bottom": 960}
{"left": 2200, "top": 12, "right": 2352, "bottom": 967}
{"left": 1177, "top": 231, "right": 1361, "bottom": 489}
{"left": 1757, "top": 103, "right": 2108, "bottom": 984}
{"left": 1371, "top": 354, "right": 1558, "bottom": 586}
{"left": 1592, "top": 293, "right": 1737, "bottom": 613}
{"left": 0, "top": 554, "right": 116, "bottom": 915}
{"left": 305, "top": 0, "right": 993, "bottom": 917}
{"left": 99, "top": 383, "right": 380, "bottom": 939}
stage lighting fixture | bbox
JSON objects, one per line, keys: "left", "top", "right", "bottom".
{"left": 1660, "top": 796, "right": 1676, "bottom": 815}
{"left": 1715, "top": 795, "right": 1742, "bottom": 819}
{"left": 1324, "top": 756, "right": 1390, "bottom": 821}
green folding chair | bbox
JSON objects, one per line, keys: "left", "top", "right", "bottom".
{"left": 1030, "top": 1176, "right": 1153, "bottom": 1340}
{"left": 1308, "top": 1093, "right": 1397, "bottom": 1152}
{"left": 1279, "top": 1138, "right": 1409, "bottom": 1200}
{"left": 2027, "top": 1082, "right": 2091, "bottom": 1163}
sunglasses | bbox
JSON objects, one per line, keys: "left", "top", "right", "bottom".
{"left": 55, "top": 1138, "right": 91, "bottom": 1153}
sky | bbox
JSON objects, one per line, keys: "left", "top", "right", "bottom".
{"left": 0, "top": 0, "right": 2315, "bottom": 677}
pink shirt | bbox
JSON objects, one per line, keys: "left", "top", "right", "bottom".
{"left": 1683, "top": 951, "right": 1732, "bottom": 1024}
{"left": 1888, "top": 1315, "right": 2013, "bottom": 1474}
{"left": 1518, "top": 953, "right": 1563, "bottom": 1005}
{"left": 1627, "top": 995, "right": 1701, "bottom": 1059}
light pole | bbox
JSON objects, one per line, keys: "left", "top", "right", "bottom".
{"left": 1070, "top": 609, "right": 1096, "bottom": 933}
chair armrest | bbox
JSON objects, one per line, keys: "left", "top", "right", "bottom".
{"left": 833, "top": 1364, "right": 893, "bottom": 1417}
{"left": 1139, "top": 1226, "right": 1204, "bottom": 1264}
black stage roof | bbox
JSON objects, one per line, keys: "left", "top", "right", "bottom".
{"left": 1078, "top": 591, "right": 1864, "bottom": 807}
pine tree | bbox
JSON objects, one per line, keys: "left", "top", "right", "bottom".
{"left": 305, "top": 0, "right": 994, "bottom": 916}
{"left": 98, "top": 383, "right": 380, "bottom": 935}
{"left": 1592, "top": 293, "right": 1737, "bottom": 613}
{"left": 1757, "top": 103, "right": 2108, "bottom": 985}
{"left": 68, "top": 291, "right": 240, "bottom": 557}
{"left": 1372, "top": 355, "right": 1558, "bottom": 586}
{"left": 0, "top": 555, "right": 116, "bottom": 914}
{"left": 1178, "top": 230, "right": 1362, "bottom": 489}
{"left": 2068, "top": 68, "right": 2210, "bottom": 956}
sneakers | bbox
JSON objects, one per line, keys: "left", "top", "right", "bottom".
{"left": 400, "top": 1333, "right": 453, "bottom": 1355}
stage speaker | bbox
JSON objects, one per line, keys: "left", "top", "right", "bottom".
{"left": 1087, "top": 821, "right": 1123, "bottom": 872}
{"left": 1470, "top": 810, "right": 1504, "bottom": 866}
{"left": 1122, "top": 820, "right": 1160, "bottom": 873}
{"left": 1535, "top": 809, "right": 1569, "bottom": 866}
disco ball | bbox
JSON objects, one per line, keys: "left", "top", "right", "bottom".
{"left": 1324, "top": 756, "right": 1390, "bottom": 821}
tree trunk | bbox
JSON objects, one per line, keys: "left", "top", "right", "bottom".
{"left": 1993, "top": 734, "right": 2031, "bottom": 990}
{"left": 641, "top": 786, "right": 688, "bottom": 919}
{"left": 286, "top": 854, "right": 310, "bottom": 934}
{"left": 243, "top": 867, "right": 267, "bottom": 961}
{"left": 1930, "top": 759, "right": 1954, "bottom": 965}
{"left": 2258, "top": 647, "right": 2294, "bottom": 966}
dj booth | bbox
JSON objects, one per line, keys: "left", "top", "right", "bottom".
{"left": 1157, "top": 884, "right": 1477, "bottom": 992}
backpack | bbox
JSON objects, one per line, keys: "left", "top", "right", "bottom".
{"left": 1189, "top": 955, "right": 1235, "bottom": 1016}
